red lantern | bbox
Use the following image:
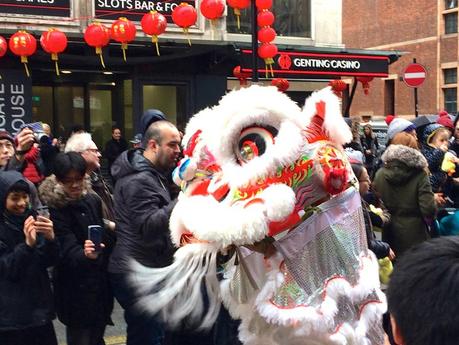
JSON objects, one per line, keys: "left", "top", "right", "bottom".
{"left": 257, "top": 10, "right": 275, "bottom": 27}
{"left": 227, "top": 0, "right": 250, "bottom": 30}
{"left": 84, "top": 22, "right": 110, "bottom": 68}
{"left": 257, "top": 27, "right": 276, "bottom": 43}
{"left": 271, "top": 78, "right": 289, "bottom": 92}
{"left": 141, "top": 11, "right": 167, "bottom": 56}
{"left": 172, "top": 3, "right": 197, "bottom": 46}
{"left": 255, "top": 0, "right": 272, "bottom": 10}
{"left": 111, "top": 17, "right": 136, "bottom": 62}
{"left": 40, "top": 28, "right": 68, "bottom": 76}
{"left": 258, "top": 43, "right": 278, "bottom": 78}
{"left": 200, "top": 0, "right": 225, "bottom": 27}
{"left": 233, "top": 65, "right": 251, "bottom": 86}
{"left": 9, "top": 31, "right": 37, "bottom": 77}
{"left": 0, "top": 36, "right": 7, "bottom": 58}
{"left": 356, "top": 76, "right": 374, "bottom": 95}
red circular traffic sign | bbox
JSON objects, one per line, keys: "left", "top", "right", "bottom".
{"left": 403, "top": 63, "right": 427, "bottom": 87}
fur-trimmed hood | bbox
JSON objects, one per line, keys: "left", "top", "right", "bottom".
{"left": 380, "top": 144, "right": 428, "bottom": 185}
{"left": 38, "top": 174, "right": 92, "bottom": 209}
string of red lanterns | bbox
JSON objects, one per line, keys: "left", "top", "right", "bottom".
{"left": 1, "top": 3, "right": 280, "bottom": 80}
{"left": 256, "top": 0, "right": 277, "bottom": 78}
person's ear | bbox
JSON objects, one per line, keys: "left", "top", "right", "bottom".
{"left": 147, "top": 139, "right": 158, "bottom": 151}
{"left": 391, "top": 314, "right": 404, "bottom": 345}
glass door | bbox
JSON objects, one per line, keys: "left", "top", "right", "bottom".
{"left": 141, "top": 83, "right": 188, "bottom": 131}
{"left": 89, "top": 87, "right": 113, "bottom": 149}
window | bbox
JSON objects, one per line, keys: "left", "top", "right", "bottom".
{"left": 446, "top": 0, "right": 458, "bottom": 9}
{"left": 227, "top": 0, "right": 311, "bottom": 38}
{"left": 445, "top": 12, "right": 458, "bottom": 34}
{"left": 444, "top": 88, "right": 457, "bottom": 113}
{"left": 444, "top": 68, "right": 457, "bottom": 84}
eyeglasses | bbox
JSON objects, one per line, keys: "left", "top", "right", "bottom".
{"left": 85, "top": 148, "right": 100, "bottom": 154}
{"left": 60, "top": 177, "right": 84, "bottom": 186}
{"left": 359, "top": 178, "right": 371, "bottom": 183}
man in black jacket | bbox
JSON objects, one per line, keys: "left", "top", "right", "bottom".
{"left": 109, "top": 119, "right": 181, "bottom": 345}
{"left": 104, "top": 127, "right": 128, "bottom": 180}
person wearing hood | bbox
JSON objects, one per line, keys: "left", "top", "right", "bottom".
{"left": 373, "top": 132, "right": 437, "bottom": 257}
{"left": 108, "top": 117, "right": 181, "bottom": 345}
{"left": 39, "top": 152, "right": 115, "bottom": 345}
{"left": 420, "top": 123, "right": 451, "bottom": 195}
{"left": 0, "top": 171, "right": 59, "bottom": 345}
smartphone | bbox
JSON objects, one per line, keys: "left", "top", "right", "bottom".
{"left": 36, "top": 206, "right": 50, "bottom": 219}
{"left": 88, "top": 225, "right": 103, "bottom": 252}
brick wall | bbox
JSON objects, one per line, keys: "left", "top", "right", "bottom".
{"left": 343, "top": 0, "right": 457, "bottom": 117}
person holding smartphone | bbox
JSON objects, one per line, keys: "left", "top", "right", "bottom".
{"left": 39, "top": 152, "right": 115, "bottom": 345}
{"left": 0, "top": 171, "right": 59, "bottom": 345}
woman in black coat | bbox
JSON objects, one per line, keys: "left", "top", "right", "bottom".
{"left": 39, "top": 152, "right": 115, "bottom": 345}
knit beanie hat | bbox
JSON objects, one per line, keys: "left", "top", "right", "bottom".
{"left": 387, "top": 118, "right": 416, "bottom": 140}
{"left": 437, "top": 111, "right": 454, "bottom": 130}
{"left": 0, "top": 130, "right": 14, "bottom": 144}
{"left": 141, "top": 109, "right": 166, "bottom": 135}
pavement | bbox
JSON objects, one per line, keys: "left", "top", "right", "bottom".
{"left": 54, "top": 300, "right": 127, "bottom": 345}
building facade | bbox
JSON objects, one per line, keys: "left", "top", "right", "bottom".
{"left": 343, "top": 0, "right": 459, "bottom": 118}
{"left": 0, "top": 0, "right": 388, "bottom": 148}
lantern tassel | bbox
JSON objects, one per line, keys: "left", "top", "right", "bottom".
{"left": 20, "top": 56, "right": 30, "bottom": 77}
{"left": 55, "top": 60, "right": 60, "bottom": 76}
{"left": 51, "top": 53, "right": 60, "bottom": 76}
{"left": 121, "top": 43, "right": 127, "bottom": 62}
{"left": 234, "top": 9, "right": 241, "bottom": 30}
{"left": 184, "top": 28, "right": 191, "bottom": 46}
{"left": 152, "top": 36, "right": 160, "bottom": 56}
{"left": 96, "top": 47, "right": 106, "bottom": 69}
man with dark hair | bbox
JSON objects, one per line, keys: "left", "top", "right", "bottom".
{"left": 104, "top": 126, "right": 128, "bottom": 180}
{"left": 387, "top": 237, "right": 459, "bottom": 345}
{"left": 108, "top": 119, "right": 181, "bottom": 345}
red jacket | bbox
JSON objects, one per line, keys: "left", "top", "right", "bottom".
{"left": 22, "top": 146, "right": 44, "bottom": 184}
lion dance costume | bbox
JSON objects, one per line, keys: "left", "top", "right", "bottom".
{"left": 131, "top": 85, "right": 386, "bottom": 344}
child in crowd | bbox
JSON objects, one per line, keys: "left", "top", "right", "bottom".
{"left": 421, "top": 124, "right": 451, "bottom": 193}
{"left": 0, "top": 171, "right": 59, "bottom": 345}
{"left": 351, "top": 162, "right": 395, "bottom": 261}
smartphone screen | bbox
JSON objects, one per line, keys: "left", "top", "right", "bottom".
{"left": 36, "top": 206, "right": 50, "bottom": 219}
{"left": 87, "top": 225, "right": 103, "bottom": 252}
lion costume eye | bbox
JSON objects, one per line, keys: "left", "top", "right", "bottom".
{"left": 235, "top": 126, "right": 278, "bottom": 164}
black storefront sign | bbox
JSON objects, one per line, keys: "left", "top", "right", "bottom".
{"left": 0, "top": 70, "right": 32, "bottom": 134}
{"left": 94, "top": 0, "right": 196, "bottom": 23}
{"left": 0, "top": 0, "right": 71, "bottom": 17}
{"left": 241, "top": 50, "right": 389, "bottom": 78}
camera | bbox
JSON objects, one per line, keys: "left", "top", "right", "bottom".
{"left": 21, "top": 122, "right": 48, "bottom": 142}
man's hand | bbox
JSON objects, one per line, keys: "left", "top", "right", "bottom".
{"left": 35, "top": 216, "right": 55, "bottom": 241}
{"left": 23, "top": 216, "right": 36, "bottom": 247}
{"left": 16, "top": 127, "right": 34, "bottom": 152}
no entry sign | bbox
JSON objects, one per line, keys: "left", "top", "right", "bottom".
{"left": 403, "top": 63, "right": 427, "bottom": 87}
